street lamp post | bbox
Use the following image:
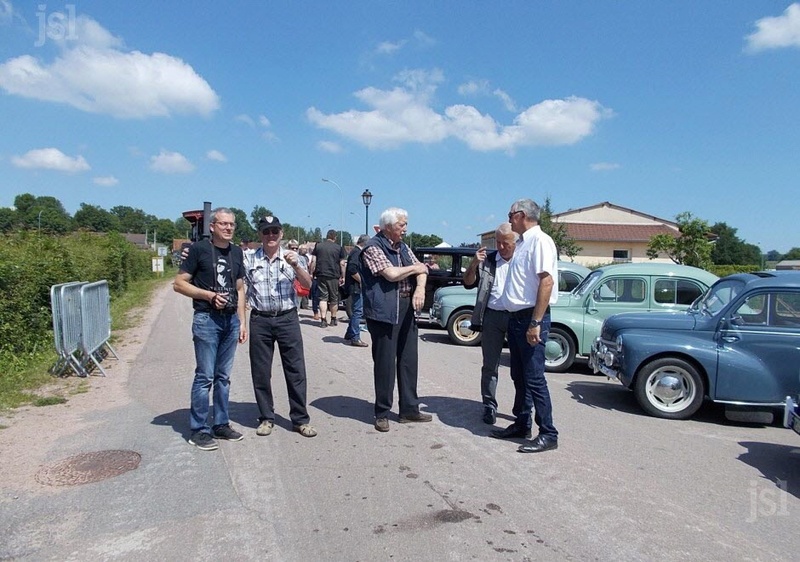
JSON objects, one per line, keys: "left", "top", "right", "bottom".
{"left": 361, "top": 189, "right": 373, "bottom": 236}
{"left": 321, "top": 178, "right": 344, "bottom": 246}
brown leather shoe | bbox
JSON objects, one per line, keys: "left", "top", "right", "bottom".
{"left": 399, "top": 412, "right": 433, "bottom": 423}
{"left": 350, "top": 340, "right": 368, "bottom": 347}
{"left": 375, "top": 418, "right": 390, "bottom": 432}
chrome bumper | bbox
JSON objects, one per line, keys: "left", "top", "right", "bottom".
{"left": 784, "top": 396, "right": 800, "bottom": 436}
{"left": 589, "top": 338, "right": 621, "bottom": 381}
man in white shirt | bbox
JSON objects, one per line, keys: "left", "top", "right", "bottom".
{"left": 492, "top": 199, "right": 560, "bottom": 453}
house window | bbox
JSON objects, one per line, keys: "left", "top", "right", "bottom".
{"left": 612, "top": 249, "right": 630, "bottom": 263}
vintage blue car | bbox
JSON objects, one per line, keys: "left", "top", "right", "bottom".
{"left": 590, "top": 271, "right": 800, "bottom": 420}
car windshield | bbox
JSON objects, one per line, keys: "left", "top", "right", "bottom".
{"left": 572, "top": 270, "right": 603, "bottom": 297}
{"left": 693, "top": 278, "right": 747, "bottom": 317}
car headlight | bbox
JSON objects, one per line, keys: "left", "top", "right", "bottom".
{"left": 615, "top": 334, "right": 624, "bottom": 352}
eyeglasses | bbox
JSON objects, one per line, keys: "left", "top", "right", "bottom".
{"left": 507, "top": 210, "right": 523, "bottom": 219}
{"left": 213, "top": 221, "right": 236, "bottom": 229}
{"left": 288, "top": 246, "right": 298, "bottom": 250}
{"left": 261, "top": 228, "right": 281, "bottom": 235}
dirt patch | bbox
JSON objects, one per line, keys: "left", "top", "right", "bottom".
{"left": 0, "top": 282, "right": 171, "bottom": 495}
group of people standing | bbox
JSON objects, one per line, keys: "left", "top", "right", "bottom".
{"left": 174, "top": 198, "right": 559, "bottom": 455}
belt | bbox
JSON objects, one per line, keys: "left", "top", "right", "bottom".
{"left": 251, "top": 308, "right": 295, "bottom": 318}
{"left": 510, "top": 306, "right": 550, "bottom": 319}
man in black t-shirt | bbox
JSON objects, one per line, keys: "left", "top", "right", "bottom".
{"left": 312, "top": 229, "right": 346, "bottom": 328}
{"left": 174, "top": 208, "right": 247, "bottom": 451}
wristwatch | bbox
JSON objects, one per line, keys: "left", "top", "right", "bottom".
{"left": 529, "top": 318, "right": 541, "bottom": 328}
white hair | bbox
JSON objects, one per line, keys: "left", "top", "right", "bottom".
{"left": 379, "top": 207, "right": 408, "bottom": 229}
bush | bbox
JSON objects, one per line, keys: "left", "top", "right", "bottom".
{"left": 0, "top": 231, "right": 151, "bottom": 359}
{"left": 708, "top": 264, "right": 761, "bottom": 278}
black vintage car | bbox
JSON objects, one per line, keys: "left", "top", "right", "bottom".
{"left": 411, "top": 246, "right": 478, "bottom": 320}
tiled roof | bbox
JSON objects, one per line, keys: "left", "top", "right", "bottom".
{"left": 561, "top": 223, "right": 677, "bottom": 242}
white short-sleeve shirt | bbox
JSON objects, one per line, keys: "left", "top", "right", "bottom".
{"left": 498, "top": 225, "right": 559, "bottom": 312}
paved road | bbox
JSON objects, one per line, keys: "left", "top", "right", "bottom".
{"left": 2, "top": 283, "right": 799, "bottom": 561}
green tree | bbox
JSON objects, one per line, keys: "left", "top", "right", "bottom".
{"left": 228, "top": 207, "right": 256, "bottom": 243}
{"left": 647, "top": 212, "right": 713, "bottom": 268}
{"left": 767, "top": 250, "right": 783, "bottom": 262}
{"left": 74, "top": 203, "right": 121, "bottom": 232}
{"left": 784, "top": 247, "right": 800, "bottom": 260}
{"left": 710, "top": 222, "right": 760, "bottom": 265}
{"left": 151, "top": 218, "right": 178, "bottom": 245}
{"left": 0, "top": 207, "right": 17, "bottom": 233}
{"left": 406, "top": 233, "right": 443, "bottom": 248}
{"left": 250, "top": 205, "right": 275, "bottom": 228}
{"left": 539, "top": 197, "right": 582, "bottom": 259}
{"left": 110, "top": 205, "right": 152, "bottom": 233}
{"left": 14, "top": 194, "right": 73, "bottom": 233}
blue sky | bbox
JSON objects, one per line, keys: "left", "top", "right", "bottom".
{"left": 1, "top": 1, "right": 798, "bottom": 251}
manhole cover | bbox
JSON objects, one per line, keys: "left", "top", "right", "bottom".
{"left": 36, "top": 450, "right": 141, "bottom": 486}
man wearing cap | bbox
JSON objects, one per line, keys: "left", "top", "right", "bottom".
{"left": 244, "top": 216, "right": 317, "bottom": 438}
{"left": 174, "top": 207, "right": 247, "bottom": 451}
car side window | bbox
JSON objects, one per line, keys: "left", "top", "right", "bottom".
{"left": 594, "top": 277, "right": 645, "bottom": 303}
{"left": 654, "top": 279, "right": 705, "bottom": 305}
{"left": 732, "top": 294, "right": 767, "bottom": 326}
{"left": 773, "top": 292, "right": 800, "bottom": 327}
{"left": 560, "top": 271, "right": 582, "bottom": 292}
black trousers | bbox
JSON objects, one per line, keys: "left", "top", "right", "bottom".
{"left": 367, "top": 296, "right": 421, "bottom": 418}
{"left": 248, "top": 309, "right": 310, "bottom": 426}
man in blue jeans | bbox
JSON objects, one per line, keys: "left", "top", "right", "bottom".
{"left": 174, "top": 208, "right": 247, "bottom": 451}
{"left": 492, "top": 198, "right": 559, "bottom": 453}
{"left": 344, "top": 234, "right": 369, "bottom": 347}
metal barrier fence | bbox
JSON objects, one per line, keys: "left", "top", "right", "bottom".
{"left": 49, "top": 280, "right": 118, "bottom": 377}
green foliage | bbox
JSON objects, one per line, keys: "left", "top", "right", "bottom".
{"left": 784, "top": 247, "right": 800, "bottom": 260}
{"left": 14, "top": 193, "right": 74, "bottom": 233}
{"left": 0, "top": 230, "right": 150, "bottom": 364}
{"left": 540, "top": 197, "right": 582, "bottom": 259}
{"left": 406, "top": 233, "right": 443, "bottom": 248}
{"left": 74, "top": 203, "right": 122, "bottom": 232}
{"left": 708, "top": 264, "right": 762, "bottom": 277}
{"left": 710, "top": 222, "right": 761, "bottom": 265}
{"left": 230, "top": 207, "right": 256, "bottom": 242}
{"left": 647, "top": 212, "right": 714, "bottom": 268}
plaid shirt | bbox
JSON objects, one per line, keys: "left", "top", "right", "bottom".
{"left": 243, "top": 246, "right": 307, "bottom": 313}
{"left": 362, "top": 239, "right": 420, "bottom": 295}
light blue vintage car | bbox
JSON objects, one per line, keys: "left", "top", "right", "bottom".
{"left": 545, "top": 263, "right": 718, "bottom": 372}
{"left": 591, "top": 271, "right": 800, "bottom": 420}
{"left": 429, "top": 261, "right": 590, "bottom": 346}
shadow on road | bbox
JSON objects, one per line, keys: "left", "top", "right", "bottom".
{"left": 151, "top": 401, "right": 262, "bottom": 438}
{"left": 737, "top": 441, "right": 800, "bottom": 501}
{"left": 421, "top": 395, "right": 506, "bottom": 436}
{"left": 311, "top": 395, "right": 375, "bottom": 425}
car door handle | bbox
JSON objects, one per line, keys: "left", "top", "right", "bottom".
{"left": 721, "top": 335, "right": 739, "bottom": 343}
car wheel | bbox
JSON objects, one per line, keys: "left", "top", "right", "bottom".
{"left": 446, "top": 308, "right": 481, "bottom": 346}
{"left": 545, "top": 327, "right": 575, "bottom": 373}
{"left": 634, "top": 358, "right": 705, "bottom": 420}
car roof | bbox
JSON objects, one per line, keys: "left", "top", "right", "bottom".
{"left": 719, "top": 270, "right": 800, "bottom": 289}
{"left": 591, "top": 262, "right": 719, "bottom": 284}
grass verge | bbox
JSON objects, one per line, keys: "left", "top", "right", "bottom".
{"left": 0, "top": 273, "right": 173, "bottom": 412}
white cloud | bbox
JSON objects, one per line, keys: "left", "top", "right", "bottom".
{"left": 235, "top": 114, "right": 255, "bottom": 127}
{"left": 376, "top": 40, "right": 406, "bottom": 55}
{"left": 745, "top": 3, "right": 800, "bottom": 52}
{"left": 93, "top": 175, "right": 119, "bottom": 186}
{"left": 412, "top": 30, "right": 436, "bottom": 48}
{"left": 149, "top": 150, "right": 194, "bottom": 174}
{"left": 308, "top": 70, "right": 611, "bottom": 152}
{"left": 206, "top": 149, "right": 227, "bottom": 162}
{"left": 11, "top": 147, "right": 90, "bottom": 172}
{"left": 458, "top": 80, "right": 490, "bottom": 96}
{"left": 493, "top": 88, "right": 518, "bottom": 112}
{"left": 0, "top": 15, "right": 219, "bottom": 118}
{"left": 258, "top": 115, "right": 271, "bottom": 127}
{"left": 0, "top": 0, "right": 13, "bottom": 26}
{"left": 591, "top": 162, "right": 621, "bottom": 171}
{"left": 317, "top": 140, "right": 343, "bottom": 153}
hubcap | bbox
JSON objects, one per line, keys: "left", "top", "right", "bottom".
{"left": 647, "top": 367, "right": 695, "bottom": 411}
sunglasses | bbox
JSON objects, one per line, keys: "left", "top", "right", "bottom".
{"left": 508, "top": 210, "right": 523, "bottom": 219}
{"left": 261, "top": 228, "right": 281, "bottom": 235}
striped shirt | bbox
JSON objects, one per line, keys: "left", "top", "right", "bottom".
{"left": 243, "top": 246, "right": 307, "bottom": 313}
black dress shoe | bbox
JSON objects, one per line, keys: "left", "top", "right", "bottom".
{"left": 482, "top": 407, "right": 496, "bottom": 425}
{"left": 517, "top": 435, "right": 558, "bottom": 453}
{"left": 489, "top": 424, "right": 532, "bottom": 439}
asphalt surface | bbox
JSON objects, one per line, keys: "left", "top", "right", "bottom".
{"left": 2, "top": 283, "right": 799, "bottom": 561}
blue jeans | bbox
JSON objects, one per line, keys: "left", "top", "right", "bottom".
{"left": 345, "top": 289, "right": 363, "bottom": 341}
{"left": 190, "top": 311, "right": 240, "bottom": 434}
{"left": 507, "top": 312, "right": 557, "bottom": 439}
